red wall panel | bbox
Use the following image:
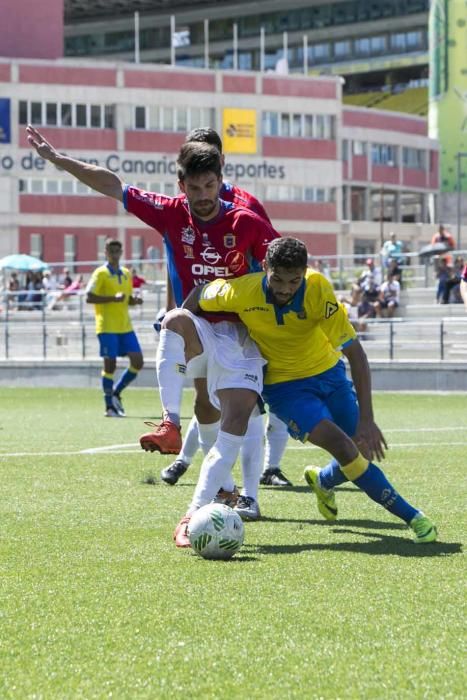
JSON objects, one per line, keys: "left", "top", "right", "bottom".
{"left": 402, "top": 169, "right": 427, "bottom": 188}
{"left": 262, "top": 77, "right": 337, "bottom": 99}
{"left": 266, "top": 201, "right": 336, "bottom": 222}
{"left": 19, "top": 195, "right": 118, "bottom": 216}
{"left": 124, "top": 131, "right": 185, "bottom": 153}
{"left": 124, "top": 70, "right": 215, "bottom": 92}
{"left": 351, "top": 155, "right": 368, "bottom": 181}
{"left": 371, "top": 164, "right": 400, "bottom": 185}
{"left": 0, "top": 0, "right": 62, "bottom": 60}
{"left": 0, "top": 64, "right": 11, "bottom": 82}
{"left": 19, "top": 65, "right": 117, "bottom": 87}
{"left": 263, "top": 137, "right": 336, "bottom": 160}
{"left": 19, "top": 128, "right": 117, "bottom": 151}
{"left": 281, "top": 231, "right": 337, "bottom": 256}
{"left": 429, "top": 150, "right": 439, "bottom": 189}
{"left": 343, "top": 109, "right": 427, "bottom": 136}
{"left": 222, "top": 75, "right": 256, "bottom": 93}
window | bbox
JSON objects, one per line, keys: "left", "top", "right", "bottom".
{"left": 46, "top": 103, "right": 57, "bottom": 126}
{"left": 31, "top": 102, "right": 42, "bottom": 124}
{"left": 61, "top": 103, "right": 73, "bottom": 126}
{"left": 135, "top": 106, "right": 147, "bottom": 130}
{"left": 355, "top": 38, "right": 371, "bottom": 55}
{"left": 353, "top": 140, "right": 367, "bottom": 156}
{"left": 262, "top": 110, "right": 334, "bottom": 139}
{"left": 64, "top": 234, "right": 76, "bottom": 266}
{"left": 403, "top": 147, "right": 426, "bottom": 169}
{"left": 371, "top": 143, "right": 398, "bottom": 166}
{"left": 90, "top": 105, "right": 101, "bottom": 128}
{"left": 18, "top": 100, "right": 115, "bottom": 129}
{"left": 97, "top": 235, "right": 107, "bottom": 260}
{"left": 30, "top": 233, "right": 43, "bottom": 258}
{"left": 334, "top": 40, "right": 351, "bottom": 58}
{"left": 131, "top": 236, "right": 143, "bottom": 261}
{"left": 76, "top": 104, "right": 87, "bottom": 127}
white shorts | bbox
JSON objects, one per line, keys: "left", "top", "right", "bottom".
{"left": 183, "top": 312, "right": 266, "bottom": 411}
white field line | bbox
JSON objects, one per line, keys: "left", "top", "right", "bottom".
{"left": 1, "top": 426, "right": 467, "bottom": 458}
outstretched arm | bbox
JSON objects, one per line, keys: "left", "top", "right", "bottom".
{"left": 26, "top": 125, "right": 124, "bottom": 201}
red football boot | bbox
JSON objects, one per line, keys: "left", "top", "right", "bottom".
{"left": 139, "top": 420, "right": 182, "bottom": 454}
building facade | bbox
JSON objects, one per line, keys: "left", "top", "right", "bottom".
{"left": 0, "top": 56, "right": 439, "bottom": 267}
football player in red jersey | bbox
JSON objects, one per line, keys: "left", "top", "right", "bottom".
{"left": 26, "top": 126, "right": 279, "bottom": 526}
{"left": 159, "top": 128, "right": 291, "bottom": 489}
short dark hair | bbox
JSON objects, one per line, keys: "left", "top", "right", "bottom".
{"left": 265, "top": 237, "right": 308, "bottom": 270}
{"left": 185, "top": 127, "right": 223, "bottom": 153}
{"left": 177, "top": 142, "right": 222, "bottom": 181}
{"left": 105, "top": 238, "right": 122, "bottom": 250}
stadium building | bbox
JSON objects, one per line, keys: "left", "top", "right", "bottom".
{"left": 0, "top": 0, "right": 442, "bottom": 267}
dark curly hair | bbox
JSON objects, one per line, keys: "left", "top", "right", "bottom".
{"left": 265, "top": 237, "right": 308, "bottom": 270}
{"left": 185, "top": 127, "right": 223, "bottom": 153}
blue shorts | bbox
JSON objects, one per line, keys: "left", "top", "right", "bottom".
{"left": 98, "top": 331, "right": 141, "bottom": 358}
{"left": 262, "top": 360, "right": 358, "bottom": 442}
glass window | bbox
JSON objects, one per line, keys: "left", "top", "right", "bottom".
{"left": 370, "top": 36, "right": 386, "bottom": 53}
{"left": 76, "top": 104, "right": 87, "bottom": 127}
{"left": 304, "top": 187, "right": 315, "bottom": 202}
{"left": 18, "top": 179, "right": 27, "bottom": 193}
{"left": 61, "top": 103, "right": 73, "bottom": 126}
{"left": 31, "top": 102, "right": 42, "bottom": 125}
{"left": 30, "top": 233, "right": 43, "bottom": 258}
{"left": 190, "top": 107, "right": 201, "bottom": 130}
{"left": 353, "top": 140, "right": 367, "bottom": 155}
{"left": 76, "top": 181, "right": 89, "bottom": 194}
{"left": 104, "top": 105, "right": 115, "bottom": 129}
{"left": 312, "top": 43, "right": 330, "bottom": 60}
{"left": 342, "top": 140, "right": 349, "bottom": 161}
{"left": 46, "top": 180, "right": 59, "bottom": 194}
{"left": 280, "top": 113, "right": 290, "bottom": 137}
{"left": 90, "top": 105, "right": 101, "bottom": 128}
{"left": 292, "top": 114, "right": 302, "bottom": 138}
{"left": 162, "top": 106, "right": 174, "bottom": 131}
{"left": 64, "top": 234, "right": 76, "bottom": 265}
{"left": 135, "top": 106, "right": 146, "bottom": 129}
{"left": 131, "top": 236, "right": 143, "bottom": 260}
{"left": 355, "top": 38, "right": 371, "bottom": 55}
{"left": 334, "top": 40, "right": 351, "bottom": 57}
{"left": 61, "top": 180, "right": 74, "bottom": 194}
{"left": 46, "top": 103, "right": 57, "bottom": 126}
{"left": 19, "top": 101, "right": 28, "bottom": 125}
{"left": 406, "top": 30, "right": 423, "bottom": 48}
{"left": 304, "top": 114, "right": 314, "bottom": 138}
{"left": 390, "top": 33, "right": 406, "bottom": 50}
{"left": 97, "top": 235, "right": 107, "bottom": 260}
{"left": 176, "top": 107, "right": 188, "bottom": 132}
{"left": 315, "top": 115, "right": 325, "bottom": 139}
{"left": 31, "top": 179, "right": 44, "bottom": 193}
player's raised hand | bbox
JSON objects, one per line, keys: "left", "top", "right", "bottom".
{"left": 26, "top": 125, "right": 58, "bottom": 162}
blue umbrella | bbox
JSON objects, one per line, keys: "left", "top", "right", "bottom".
{"left": 0, "top": 254, "right": 49, "bottom": 271}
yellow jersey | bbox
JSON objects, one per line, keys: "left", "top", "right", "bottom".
{"left": 199, "top": 270, "right": 357, "bottom": 384}
{"left": 86, "top": 264, "right": 134, "bottom": 334}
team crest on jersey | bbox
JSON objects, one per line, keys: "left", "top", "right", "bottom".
{"left": 183, "top": 245, "right": 194, "bottom": 259}
{"left": 181, "top": 226, "right": 196, "bottom": 245}
{"left": 224, "top": 233, "right": 236, "bottom": 248}
{"left": 325, "top": 301, "right": 339, "bottom": 319}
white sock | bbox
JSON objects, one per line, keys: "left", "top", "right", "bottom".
{"left": 179, "top": 416, "right": 200, "bottom": 464}
{"left": 197, "top": 420, "right": 220, "bottom": 456}
{"left": 188, "top": 431, "right": 243, "bottom": 514}
{"left": 264, "top": 411, "right": 289, "bottom": 470}
{"left": 240, "top": 413, "right": 264, "bottom": 501}
{"left": 156, "top": 328, "right": 186, "bottom": 425}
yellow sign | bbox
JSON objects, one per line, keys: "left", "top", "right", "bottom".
{"left": 222, "top": 109, "right": 257, "bottom": 154}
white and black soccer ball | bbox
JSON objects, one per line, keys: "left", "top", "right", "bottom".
{"left": 188, "top": 503, "right": 244, "bottom": 560}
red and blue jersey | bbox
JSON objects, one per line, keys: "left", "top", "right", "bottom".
{"left": 123, "top": 185, "right": 278, "bottom": 310}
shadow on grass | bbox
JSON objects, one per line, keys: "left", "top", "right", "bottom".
{"left": 261, "top": 484, "right": 358, "bottom": 494}
{"left": 260, "top": 517, "right": 405, "bottom": 530}
{"left": 247, "top": 530, "right": 462, "bottom": 558}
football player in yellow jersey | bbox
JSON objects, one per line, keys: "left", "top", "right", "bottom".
{"left": 185, "top": 237, "right": 437, "bottom": 544}
{"left": 86, "top": 239, "right": 144, "bottom": 417}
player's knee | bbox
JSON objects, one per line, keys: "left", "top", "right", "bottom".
{"left": 162, "top": 308, "right": 192, "bottom": 333}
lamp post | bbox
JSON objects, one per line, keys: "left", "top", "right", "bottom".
{"left": 456, "top": 151, "right": 467, "bottom": 249}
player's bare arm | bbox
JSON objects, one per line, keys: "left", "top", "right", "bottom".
{"left": 26, "top": 125, "right": 124, "bottom": 201}
{"left": 86, "top": 292, "right": 126, "bottom": 304}
{"left": 181, "top": 285, "right": 204, "bottom": 313}
{"left": 341, "top": 339, "right": 387, "bottom": 461}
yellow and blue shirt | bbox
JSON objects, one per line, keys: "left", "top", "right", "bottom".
{"left": 199, "top": 269, "right": 357, "bottom": 384}
{"left": 86, "top": 264, "right": 134, "bottom": 334}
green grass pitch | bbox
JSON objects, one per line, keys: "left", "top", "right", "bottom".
{"left": 0, "top": 388, "right": 465, "bottom": 699}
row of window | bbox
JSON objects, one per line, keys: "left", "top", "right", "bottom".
{"left": 28, "top": 233, "right": 148, "bottom": 263}
{"left": 19, "top": 178, "right": 178, "bottom": 196}
{"left": 19, "top": 101, "right": 115, "bottom": 129}
{"left": 65, "top": 0, "right": 428, "bottom": 56}
{"left": 343, "top": 141, "right": 428, "bottom": 169}
{"left": 262, "top": 112, "right": 335, "bottom": 140}
{"left": 263, "top": 185, "right": 335, "bottom": 203}
{"left": 134, "top": 106, "right": 215, "bottom": 132}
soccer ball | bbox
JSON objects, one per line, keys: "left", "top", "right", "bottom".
{"left": 188, "top": 503, "right": 244, "bottom": 560}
